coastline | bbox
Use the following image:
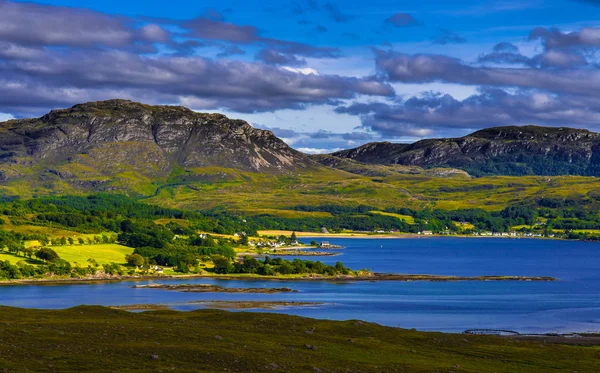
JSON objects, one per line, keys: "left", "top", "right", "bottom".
{"left": 0, "top": 272, "right": 557, "bottom": 286}
{"left": 259, "top": 230, "right": 567, "bottom": 240}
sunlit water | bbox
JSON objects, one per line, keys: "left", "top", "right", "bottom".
{"left": 1, "top": 237, "right": 599, "bottom": 333}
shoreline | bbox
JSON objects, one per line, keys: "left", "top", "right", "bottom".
{"left": 0, "top": 272, "right": 557, "bottom": 286}
{"left": 259, "top": 230, "right": 568, "bottom": 240}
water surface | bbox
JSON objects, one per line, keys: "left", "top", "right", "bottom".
{"left": 1, "top": 237, "right": 599, "bottom": 333}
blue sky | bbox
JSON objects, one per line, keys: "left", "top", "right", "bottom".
{"left": 2, "top": 0, "right": 600, "bottom": 152}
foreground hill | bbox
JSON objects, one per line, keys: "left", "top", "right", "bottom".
{"left": 333, "top": 126, "right": 600, "bottom": 176}
{"left": 0, "top": 306, "right": 597, "bottom": 373}
{"left": 0, "top": 100, "right": 314, "bottom": 194}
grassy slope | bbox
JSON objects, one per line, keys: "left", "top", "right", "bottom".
{"left": 0, "top": 306, "right": 597, "bottom": 373}
{"left": 0, "top": 252, "right": 41, "bottom": 265}
{"left": 1, "top": 163, "right": 599, "bottom": 214}
{"left": 141, "top": 167, "right": 600, "bottom": 213}
{"left": 369, "top": 210, "right": 416, "bottom": 224}
{"left": 50, "top": 244, "right": 133, "bottom": 265}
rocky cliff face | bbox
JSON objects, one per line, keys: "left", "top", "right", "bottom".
{"left": 333, "top": 126, "right": 600, "bottom": 176}
{"left": 0, "top": 100, "right": 314, "bottom": 184}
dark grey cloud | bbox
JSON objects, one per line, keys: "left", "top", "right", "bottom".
{"left": 477, "top": 43, "right": 534, "bottom": 66}
{"left": 373, "top": 49, "right": 600, "bottom": 96}
{"left": 0, "top": 0, "right": 372, "bottom": 116}
{"left": 0, "top": 0, "right": 170, "bottom": 50}
{"left": 256, "top": 49, "right": 307, "bottom": 66}
{"left": 266, "top": 40, "right": 340, "bottom": 58}
{"left": 529, "top": 27, "right": 600, "bottom": 49}
{"left": 538, "top": 50, "right": 587, "bottom": 68}
{"left": 336, "top": 89, "right": 600, "bottom": 137}
{"left": 0, "top": 0, "right": 339, "bottom": 60}
{"left": 432, "top": 29, "right": 467, "bottom": 45}
{"left": 181, "top": 15, "right": 340, "bottom": 59}
{"left": 477, "top": 42, "right": 587, "bottom": 68}
{"left": 493, "top": 42, "right": 519, "bottom": 53}
{"left": 182, "top": 17, "right": 261, "bottom": 44}
{"left": 216, "top": 45, "right": 246, "bottom": 58}
{"left": 0, "top": 47, "right": 394, "bottom": 115}
{"left": 384, "top": 13, "right": 420, "bottom": 28}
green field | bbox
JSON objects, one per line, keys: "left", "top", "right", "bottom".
{"left": 369, "top": 210, "right": 416, "bottom": 224}
{"left": 0, "top": 252, "right": 42, "bottom": 265}
{"left": 50, "top": 244, "right": 134, "bottom": 265}
{"left": 0, "top": 306, "right": 597, "bottom": 373}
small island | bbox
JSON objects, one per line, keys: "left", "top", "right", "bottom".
{"left": 132, "top": 284, "right": 297, "bottom": 293}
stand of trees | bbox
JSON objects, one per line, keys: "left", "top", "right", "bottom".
{"left": 212, "top": 255, "right": 354, "bottom": 276}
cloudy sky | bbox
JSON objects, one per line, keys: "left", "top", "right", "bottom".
{"left": 1, "top": 0, "right": 600, "bottom": 153}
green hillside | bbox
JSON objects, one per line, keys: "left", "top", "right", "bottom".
{"left": 0, "top": 306, "right": 597, "bottom": 373}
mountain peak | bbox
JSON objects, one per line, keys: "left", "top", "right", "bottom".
{"left": 333, "top": 125, "right": 600, "bottom": 177}
{"left": 0, "top": 100, "right": 315, "bottom": 191}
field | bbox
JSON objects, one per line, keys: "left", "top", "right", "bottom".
{"left": 369, "top": 210, "right": 416, "bottom": 224}
{"left": 50, "top": 244, "right": 134, "bottom": 265}
{"left": 0, "top": 306, "right": 597, "bottom": 373}
{"left": 0, "top": 252, "right": 41, "bottom": 265}
{"left": 0, "top": 243, "right": 133, "bottom": 267}
{"left": 258, "top": 230, "right": 374, "bottom": 237}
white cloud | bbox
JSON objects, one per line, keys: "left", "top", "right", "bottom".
{"left": 0, "top": 113, "right": 14, "bottom": 122}
{"left": 296, "top": 147, "right": 342, "bottom": 154}
{"left": 281, "top": 66, "right": 319, "bottom": 75}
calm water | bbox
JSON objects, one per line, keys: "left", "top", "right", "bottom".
{"left": 1, "top": 237, "right": 599, "bottom": 333}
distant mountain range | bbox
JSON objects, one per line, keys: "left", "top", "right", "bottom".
{"left": 0, "top": 100, "right": 598, "bottom": 198}
{"left": 332, "top": 126, "right": 600, "bottom": 177}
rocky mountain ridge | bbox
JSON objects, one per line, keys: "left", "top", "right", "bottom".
{"left": 332, "top": 126, "right": 600, "bottom": 176}
{"left": 0, "top": 100, "right": 314, "bottom": 184}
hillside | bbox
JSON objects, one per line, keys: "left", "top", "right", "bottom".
{"left": 0, "top": 100, "right": 315, "bottom": 195}
{"left": 1, "top": 101, "right": 600, "bottom": 216}
{"left": 0, "top": 306, "right": 597, "bottom": 373}
{"left": 332, "top": 126, "right": 600, "bottom": 176}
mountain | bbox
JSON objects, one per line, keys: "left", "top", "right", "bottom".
{"left": 310, "top": 154, "right": 471, "bottom": 178}
{"left": 0, "top": 100, "right": 315, "bottom": 194}
{"left": 332, "top": 126, "right": 600, "bottom": 177}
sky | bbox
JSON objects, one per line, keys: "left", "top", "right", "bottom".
{"left": 1, "top": 1, "right": 600, "bottom": 153}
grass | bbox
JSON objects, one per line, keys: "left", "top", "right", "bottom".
{"left": 455, "top": 221, "right": 476, "bottom": 230}
{"left": 142, "top": 167, "right": 600, "bottom": 214}
{"left": 0, "top": 306, "right": 597, "bottom": 372}
{"left": 4, "top": 163, "right": 600, "bottom": 215}
{"left": 50, "top": 244, "right": 134, "bottom": 265}
{"left": 0, "top": 252, "right": 42, "bottom": 265}
{"left": 258, "top": 230, "right": 377, "bottom": 237}
{"left": 369, "top": 210, "right": 415, "bottom": 224}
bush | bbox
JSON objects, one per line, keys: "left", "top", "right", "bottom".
{"left": 212, "top": 255, "right": 233, "bottom": 274}
{"left": 125, "top": 254, "right": 145, "bottom": 267}
{"left": 35, "top": 247, "right": 59, "bottom": 262}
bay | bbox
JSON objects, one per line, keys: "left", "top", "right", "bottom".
{"left": 1, "top": 237, "right": 599, "bottom": 334}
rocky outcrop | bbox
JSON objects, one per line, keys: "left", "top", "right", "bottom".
{"left": 333, "top": 126, "right": 600, "bottom": 176}
{"left": 0, "top": 100, "right": 314, "bottom": 181}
